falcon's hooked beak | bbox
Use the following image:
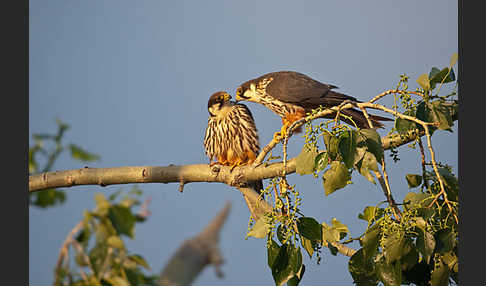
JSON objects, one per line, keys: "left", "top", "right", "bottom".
{"left": 235, "top": 84, "right": 256, "bottom": 101}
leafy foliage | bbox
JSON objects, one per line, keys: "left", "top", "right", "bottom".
{"left": 29, "top": 119, "right": 100, "bottom": 208}
{"left": 54, "top": 187, "right": 157, "bottom": 286}
{"left": 251, "top": 54, "right": 458, "bottom": 286}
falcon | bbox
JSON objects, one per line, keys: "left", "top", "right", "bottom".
{"left": 235, "top": 71, "right": 392, "bottom": 142}
{"left": 203, "top": 91, "right": 263, "bottom": 191}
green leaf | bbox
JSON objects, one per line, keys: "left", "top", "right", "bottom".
{"left": 383, "top": 232, "right": 408, "bottom": 264}
{"left": 405, "top": 174, "right": 422, "bottom": 188}
{"left": 322, "top": 161, "right": 351, "bottom": 196}
{"left": 323, "top": 133, "right": 340, "bottom": 160}
{"left": 434, "top": 229, "right": 456, "bottom": 254}
{"left": 300, "top": 236, "right": 315, "bottom": 258}
{"left": 338, "top": 130, "right": 358, "bottom": 168}
{"left": 356, "top": 151, "right": 378, "bottom": 184}
{"left": 107, "top": 235, "right": 125, "bottom": 249}
{"left": 94, "top": 193, "right": 111, "bottom": 216}
{"left": 394, "top": 117, "right": 417, "bottom": 135}
{"left": 402, "top": 260, "right": 432, "bottom": 285}
{"left": 30, "top": 189, "right": 66, "bottom": 208}
{"left": 403, "top": 192, "right": 434, "bottom": 210}
{"left": 331, "top": 218, "right": 349, "bottom": 240}
{"left": 428, "top": 100, "right": 454, "bottom": 131}
{"left": 295, "top": 144, "right": 319, "bottom": 175}
{"left": 105, "top": 276, "right": 131, "bottom": 286}
{"left": 449, "top": 53, "right": 458, "bottom": 67}
{"left": 268, "top": 239, "right": 281, "bottom": 269}
{"left": 314, "top": 151, "right": 329, "bottom": 172}
{"left": 358, "top": 206, "right": 384, "bottom": 222}
{"left": 108, "top": 205, "right": 136, "bottom": 238}
{"left": 297, "top": 217, "right": 322, "bottom": 242}
{"left": 429, "top": 67, "right": 455, "bottom": 90}
{"left": 416, "top": 73, "right": 431, "bottom": 91}
{"left": 69, "top": 144, "right": 101, "bottom": 162}
{"left": 127, "top": 254, "right": 151, "bottom": 270}
{"left": 248, "top": 215, "right": 272, "bottom": 239}
{"left": 361, "top": 226, "right": 381, "bottom": 260}
{"left": 358, "top": 129, "right": 384, "bottom": 163}
{"left": 400, "top": 244, "right": 419, "bottom": 271}
{"left": 321, "top": 222, "right": 340, "bottom": 243}
{"left": 269, "top": 243, "right": 303, "bottom": 286}
{"left": 416, "top": 229, "right": 436, "bottom": 263}
{"left": 430, "top": 258, "right": 450, "bottom": 286}
{"left": 348, "top": 249, "right": 378, "bottom": 286}
{"left": 375, "top": 258, "right": 402, "bottom": 286}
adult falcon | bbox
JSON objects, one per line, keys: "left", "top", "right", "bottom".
{"left": 203, "top": 91, "right": 263, "bottom": 192}
{"left": 235, "top": 71, "right": 392, "bottom": 141}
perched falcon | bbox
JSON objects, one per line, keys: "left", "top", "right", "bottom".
{"left": 204, "top": 91, "right": 263, "bottom": 192}
{"left": 235, "top": 71, "right": 392, "bottom": 141}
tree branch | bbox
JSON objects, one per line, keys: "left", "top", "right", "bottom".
{"left": 157, "top": 202, "right": 231, "bottom": 286}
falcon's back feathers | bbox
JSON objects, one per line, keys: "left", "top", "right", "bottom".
{"left": 236, "top": 71, "right": 392, "bottom": 129}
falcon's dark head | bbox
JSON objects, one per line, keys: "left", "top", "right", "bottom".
{"left": 235, "top": 80, "right": 264, "bottom": 103}
{"left": 207, "top": 91, "right": 232, "bottom": 117}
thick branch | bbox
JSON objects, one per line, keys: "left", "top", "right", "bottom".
{"left": 158, "top": 202, "right": 231, "bottom": 286}
{"left": 29, "top": 161, "right": 296, "bottom": 192}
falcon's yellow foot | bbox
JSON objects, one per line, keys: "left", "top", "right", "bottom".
{"left": 210, "top": 160, "right": 227, "bottom": 167}
{"left": 229, "top": 160, "right": 245, "bottom": 172}
{"left": 271, "top": 123, "right": 290, "bottom": 144}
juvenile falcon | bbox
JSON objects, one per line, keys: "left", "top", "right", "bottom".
{"left": 235, "top": 71, "right": 392, "bottom": 141}
{"left": 204, "top": 91, "right": 263, "bottom": 192}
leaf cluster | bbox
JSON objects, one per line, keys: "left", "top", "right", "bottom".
{"left": 55, "top": 187, "right": 157, "bottom": 286}
{"left": 29, "top": 119, "right": 100, "bottom": 208}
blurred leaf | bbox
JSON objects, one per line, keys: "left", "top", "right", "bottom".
{"left": 69, "top": 144, "right": 100, "bottom": 162}
{"left": 107, "top": 235, "right": 125, "bottom": 249}
{"left": 297, "top": 217, "right": 322, "bottom": 242}
{"left": 95, "top": 193, "right": 111, "bottom": 216}
{"left": 416, "top": 229, "right": 436, "bottom": 263}
{"left": 105, "top": 276, "right": 131, "bottom": 286}
{"left": 127, "top": 254, "right": 151, "bottom": 270}
{"left": 416, "top": 74, "right": 430, "bottom": 91}
{"left": 76, "top": 227, "right": 92, "bottom": 249}
{"left": 405, "top": 174, "right": 422, "bottom": 188}
{"left": 30, "top": 189, "right": 66, "bottom": 208}
{"left": 338, "top": 130, "right": 358, "bottom": 168}
{"left": 108, "top": 205, "right": 136, "bottom": 238}
{"left": 248, "top": 215, "right": 271, "bottom": 239}
{"left": 322, "top": 161, "right": 351, "bottom": 196}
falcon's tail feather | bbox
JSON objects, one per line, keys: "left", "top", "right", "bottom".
{"left": 340, "top": 108, "right": 393, "bottom": 129}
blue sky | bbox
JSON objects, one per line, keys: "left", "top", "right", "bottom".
{"left": 29, "top": 1, "right": 457, "bottom": 285}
